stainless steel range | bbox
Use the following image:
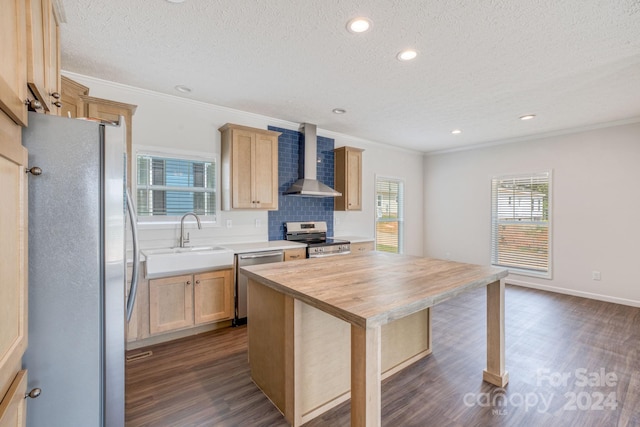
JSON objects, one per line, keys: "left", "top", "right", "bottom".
{"left": 285, "top": 221, "right": 351, "bottom": 257}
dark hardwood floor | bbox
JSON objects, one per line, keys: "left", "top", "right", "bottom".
{"left": 126, "top": 285, "right": 640, "bottom": 426}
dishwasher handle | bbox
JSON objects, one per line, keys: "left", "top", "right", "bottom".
{"left": 239, "top": 251, "right": 284, "bottom": 260}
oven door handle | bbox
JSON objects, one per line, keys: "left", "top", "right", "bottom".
{"left": 309, "top": 251, "right": 351, "bottom": 258}
{"left": 239, "top": 251, "right": 284, "bottom": 260}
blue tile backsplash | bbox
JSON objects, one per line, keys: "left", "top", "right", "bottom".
{"left": 268, "top": 126, "right": 335, "bottom": 240}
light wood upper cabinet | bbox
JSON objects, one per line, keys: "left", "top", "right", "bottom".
{"left": 80, "top": 95, "right": 137, "bottom": 188}
{"left": 59, "top": 75, "right": 88, "bottom": 119}
{"left": 25, "top": 0, "right": 60, "bottom": 115}
{"left": 334, "top": 146, "right": 364, "bottom": 211}
{"left": 220, "top": 123, "right": 280, "bottom": 210}
{"left": 0, "top": 0, "right": 28, "bottom": 128}
{"left": 149, "top": 269, "right": 233, "bottom": 335}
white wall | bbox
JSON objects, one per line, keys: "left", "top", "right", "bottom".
{"left": 330, "top": 134, "right": 424, "bottom": 256}
{"left": 65, "top": 72, "right": 424, "bottom": 255}
{"left": 424, "top": 122, "right": 640, "bottom": 306}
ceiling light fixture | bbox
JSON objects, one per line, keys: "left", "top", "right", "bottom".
{"left": 451, "top": 129, "right": 462, "bottom": 135}
{"left": 165, "top": 0, "right": 186, "bottom": 3}
{"left": 397, "top": 49, "right": 418, "bottom": 61}
{"left": 346, "top": 17, "right": 372, "bottom": 33}
{"left": 332, "top": 108, "right": 347, "bottom": 114}
{"left": 520, "top": 114, "right": 536, "bottom": 120}
{"left": 174, "top": 85, "right": 192, "bottom": 93}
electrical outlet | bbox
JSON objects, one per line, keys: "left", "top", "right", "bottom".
{"left": 592, "top": 271, "right": 601, "bottom": 281}
{"left": 226, "top": 219, "right": 232, "bottom": 228}
{"left": 255, "top": 219, "right": 261, "bottom": 228}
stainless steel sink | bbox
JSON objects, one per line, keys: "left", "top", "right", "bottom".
{"left": 143, "top": 246, "right": 234, "bottom": 278}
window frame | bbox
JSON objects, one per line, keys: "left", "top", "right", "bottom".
{"left": 133, "top": 145, "right": 220, "bottom": 228}
{"left": 374, "top": 174, "right": 404, "bottom": 254}
{"left": 490, "top": 170, "right": 553, "bottom": 279}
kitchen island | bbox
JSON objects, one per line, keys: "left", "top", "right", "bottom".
{"left": 241, "top": 252, "right": 508, "bottom": 427}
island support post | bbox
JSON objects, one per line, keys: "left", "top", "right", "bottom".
{"left": 482, "top": 279, "right": 509, "bottom": 387}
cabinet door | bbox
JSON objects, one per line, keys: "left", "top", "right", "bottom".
{"left": 253, "top": 133, "right": 278, "bottom": 209}
{"left": 231, "top": 129, "right": 255, "bottom": 208}
{"left": 194, "top": 270, "right": 233, "bottom": 324}
{"left": 0, "top": 370, "right": 27, "bottom": 427}
{"left": 0, "top": 139, "right": 28, "bottom": 412}
{"left": 59, "top": 76, "right": 88, "bottom": 119}
{"left": 346, "top": 149, "right": 362, "bottom": 210}
{"left": 0, "top": 0, "right": 28, "bottom": 127}
{"left": 149, "top": 274, "right": 194, "bottom": 334}
{"left": 45, "top": 7, "right": 60, "bottom": 115}
{"left": 25, "top": 0, "right": 58, "bottom": 113}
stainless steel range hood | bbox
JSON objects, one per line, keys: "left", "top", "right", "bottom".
{"left": 284, "top": 123, "right": 341, "bottom": 197}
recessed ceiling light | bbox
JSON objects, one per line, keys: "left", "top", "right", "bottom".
{"left": 332, "top": 108, "right": 347, "bottom": 114}
{"left": 346, "top": 17, "right": 372, "bottom": 33}
{"left": 451, "top": 129, "right": 462, "bottom": 135}
{"left": 166, "top": 0, "right": 186, "bottom": 3}
{"left": 397, "top": 49, "right": 418, "bottom": 61}
{"left": 520, "top": 114, "right": 536, "bottom": 120}
{"left": 174, "top": 85, "right": 192, "bottom": 93}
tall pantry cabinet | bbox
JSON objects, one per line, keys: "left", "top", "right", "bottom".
{"left": 0, "top": 1, "right": 60, "bottom": 425}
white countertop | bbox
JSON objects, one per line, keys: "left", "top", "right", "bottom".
{"left": 221, "top": 240, "right": 307, "bottom": 254}
{"left": 336, "top": 236, "right": 375, "bottom": 243}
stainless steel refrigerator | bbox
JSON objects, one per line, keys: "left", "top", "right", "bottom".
{"left": 22, "top": 112, "right": 139, "bottom": 427}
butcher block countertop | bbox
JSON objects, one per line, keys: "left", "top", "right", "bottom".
{"left": 241, "top": 251, "right": 508, "bottom": 329}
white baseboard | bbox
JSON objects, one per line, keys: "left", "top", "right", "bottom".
{"left": 506, "top": 278, "right": 640, "bottom": 308}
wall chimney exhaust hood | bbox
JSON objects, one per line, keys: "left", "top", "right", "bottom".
{"left": 284, "top": 123, "right": 341, "bottom": 197}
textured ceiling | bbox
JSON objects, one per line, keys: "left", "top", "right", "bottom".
{"left": 59, "top": 0, "right": 640, "bottom": 152}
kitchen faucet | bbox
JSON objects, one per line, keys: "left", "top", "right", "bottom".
{"left": 179, "top": 212, "right": 202, "bottom": 248}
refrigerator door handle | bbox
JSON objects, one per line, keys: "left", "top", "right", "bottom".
{"left": 125, "top": 189, "right": 140, "bottom": 322}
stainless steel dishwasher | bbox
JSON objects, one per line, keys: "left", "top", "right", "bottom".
{"left": 235, "top": 250, "right": 284, "bottom": 325}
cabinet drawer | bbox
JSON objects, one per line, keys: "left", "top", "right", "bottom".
{"left": 284, "top": 248, "right": 306, "bottom": 261}
{"left": 0, "top": 370, "right": 27, "bottom": 427}
{"left": 350, "top": 241, "right": 374, "bottom": 254}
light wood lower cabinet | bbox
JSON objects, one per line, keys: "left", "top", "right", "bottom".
{"left": 149, "top": 269, "right": 233, "bottom": 336}
{"left": 350, "top": 241, "right": 375, "bottom": 254}
{"left": 284, "top": 248, "right": 306, "bottom": 261}
{"left": 194, "top": 270, "right": 233, "bottom": 324}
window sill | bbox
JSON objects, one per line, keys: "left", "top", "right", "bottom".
{"left": 492, "top": 265, "right": 552, "bottom": 280}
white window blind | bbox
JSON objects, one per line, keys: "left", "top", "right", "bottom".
{"left": 136, "top": 154, "right": 216, "bottom": 219}
{"left": 491, "top": 171, "right": 551, "bottom": 276}
{"left": 375, "top": 177, "right": 404, "bottom": 254}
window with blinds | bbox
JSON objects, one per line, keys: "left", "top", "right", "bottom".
{"left": 375, "top": 177, "right": 404, "bottom": 254}
{"left": 136, "top": 154, "right": 217, "bottom": 220}
{"left": 491, "top": 171, "right": 551, "bottom": 277}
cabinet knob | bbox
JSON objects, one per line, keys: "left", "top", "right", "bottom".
{"left": 53, "top": 101, "right": 62, "bottom": 108}
{"left": 195, "top": 280, "right": 200, "bottom": 284}
{"left": 186, "top": 281, "right": 191, "bottom": 285}
{"left": 51, "top": 92, "right": 61, "bottom": 99}
{"left": 25, "top": 388, "right": 42, "bottom": 399}
{"left": 25, "top": 99, "right": 43, "bottom": 110}
{"left": 26, "top": 166, "right": 43, "bottom": 176}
